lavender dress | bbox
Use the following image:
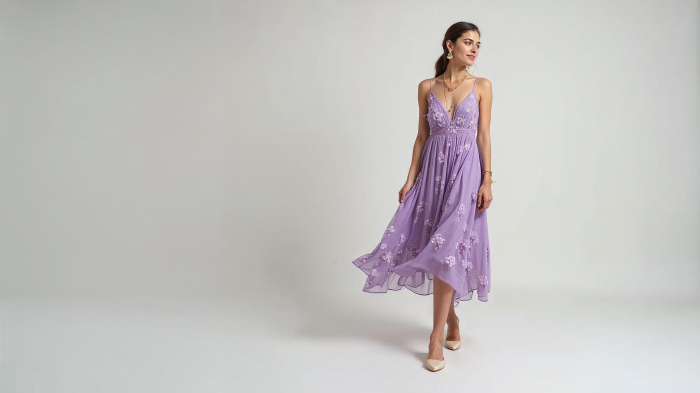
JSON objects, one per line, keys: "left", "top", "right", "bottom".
{"left": 352, "top": 77, "right": 490, "bottom": 306}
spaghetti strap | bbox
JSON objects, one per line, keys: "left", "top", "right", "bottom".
{"left": 428, "top": 78, "right": 433, "bottom": 104}
{"left": 472, "top": 77, "right": 477, "bottom": 92}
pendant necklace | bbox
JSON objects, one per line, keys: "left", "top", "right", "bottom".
{"left": 443, "top": 72, "right": 467, "bottom": 115}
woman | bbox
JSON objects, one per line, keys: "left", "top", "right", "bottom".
{"left": 351, "top": 21, "right": 494, "bottom": 372}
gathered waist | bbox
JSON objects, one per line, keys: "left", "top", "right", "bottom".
{"left": 429, "top": 129, "right": 476, "bottom": 137}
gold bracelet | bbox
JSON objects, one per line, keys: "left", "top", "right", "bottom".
{"left": 482, "top": 170, "right": 495, "bottom": 183}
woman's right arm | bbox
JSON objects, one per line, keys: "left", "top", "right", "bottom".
{"left": 399, "top": 79, "right": 431, "bottom": 203}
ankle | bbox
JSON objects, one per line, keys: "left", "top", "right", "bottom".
{"left": 429, "top": 331, "right": 444, "bottom": 343}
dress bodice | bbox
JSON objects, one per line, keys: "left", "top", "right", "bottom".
{"left": 427, "top": 77, "right": 479, "bottom": 136}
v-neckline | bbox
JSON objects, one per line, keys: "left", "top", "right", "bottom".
{"left": 431, "top": 89, "right": 474, "bottom": 122}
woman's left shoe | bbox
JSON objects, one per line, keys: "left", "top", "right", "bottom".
{"left": 445, "top": 316, "right": 461, "bottom": 350}
{"left": 444, "top": 340, "right": 461, "bottom": 350}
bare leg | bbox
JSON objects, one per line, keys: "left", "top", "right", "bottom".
{"left": 428, "top": 277, "right": 453, "bottom": 361}
{"left": 446, "top": 297, "right": 461, "bottom": 342}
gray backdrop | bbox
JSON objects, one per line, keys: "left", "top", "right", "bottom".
{"left": 1, "top": 0, "right": 698, "bottom": 302}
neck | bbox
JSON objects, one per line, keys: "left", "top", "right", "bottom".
{"left": 443, "top": 63, "right": 468, "bottom": 83}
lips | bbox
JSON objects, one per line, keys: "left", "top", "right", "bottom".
{"left": 467, "top": 55, "right": 475, "bottom": 60}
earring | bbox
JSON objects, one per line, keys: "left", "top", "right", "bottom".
{"left": 446, "top": 51, "right": 453, "bottom": 59}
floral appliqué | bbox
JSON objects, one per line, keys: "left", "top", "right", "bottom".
{"left": 471, "top": 191, "right": 478, "bottom": 202}
{"left": 461, "top": 245, "right": 473, "bottom": 271}
{"left": 464, "top": 259, "right": 473, "bottom": 272}
{"left": 444, "top": 255, "right": 456, "bottom": 267}
{"left": 431, "top": 106, "right": 444, "bottom": 123}
{"left": 406, "top": 245, "right": 420, "bottom": 258}
{"left": 434, "top": 176, "right": 445, "bottom": 195}
{"left": 383, "top": 225, "right": 395, "bottom": 238}
{"left": 457, "top": 203, "right": 466, "bottom": 221}
{"left": 430, "top": 233, "right": 445, "bottom": 250}
{"left": 380, "top": 251, "right": 392, "bottom": 264}
{"left": 465, "top": 95, "right": 478, "bottom": 113}
{"left": 478, "top": 274, "right": 488, "bottom": 286}
{"left": 414, "top": 200, "right": 427, "bottom": 224}
{"left": 467, "top": 114, "right": 478, "bottom": 129}
{"left": 469, "top": 230, "right": 480, "bottom": 244}
{"left": 438, "top": 151, "right": 445, "bottom": 164}
{"left": 442, "top": 199, "right": 452, "bottom": 215}
{"left": 424, "top": 218, "right": 435, "bottom": 234}
{"left": 456, "top": 142, "right": 471, "bottom": 155}
{"left": 456, "top": 238, "right": 469, "bottom": 255}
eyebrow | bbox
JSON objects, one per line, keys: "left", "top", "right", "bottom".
{"left": 464, "top": 38, "right": 481, "bottom": 44}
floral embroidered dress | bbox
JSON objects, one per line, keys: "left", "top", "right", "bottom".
{"left": 351, "top": 77, "right": 490, "bottom": 307}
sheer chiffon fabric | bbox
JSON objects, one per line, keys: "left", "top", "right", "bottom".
{"left": 352, "top": 77, "right": 490, "bottom": 307}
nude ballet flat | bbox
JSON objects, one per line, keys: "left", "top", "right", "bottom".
{"left": 426, "top": 357, "right": 445, "bottom": 372}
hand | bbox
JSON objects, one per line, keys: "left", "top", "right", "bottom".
{"left": 399, "top": 180, "right": 415, "bottom": 203}
{"left": 477, "top": 183, "right": 493, "bottom": 212}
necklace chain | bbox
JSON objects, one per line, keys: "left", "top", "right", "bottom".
{"left": 444, "top": 73, "right": 468, "bottom": 92}
{"left": 442, "top": 72, "right": 467, "bottom": 113}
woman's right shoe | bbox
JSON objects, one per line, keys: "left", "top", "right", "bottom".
{"left": 426, "top": 357, "right": 445, "bottom": 372}
{"left": 426, "top": 338, "right": 445, "bottom": 371}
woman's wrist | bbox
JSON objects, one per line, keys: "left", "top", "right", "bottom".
{"left": 482, "top": 170, "right": 494, "bottom": 185}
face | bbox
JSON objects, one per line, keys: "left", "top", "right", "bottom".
{"left": 447, "top": 31, "right": 480, "bottom": 66}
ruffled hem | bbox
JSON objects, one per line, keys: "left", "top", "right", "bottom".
{"left": 352, "top": 260, "right": 489, "bottom": 307}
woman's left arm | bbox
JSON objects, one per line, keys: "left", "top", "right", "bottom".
{"left": 475, "top": 78, "right": 493, "bottom": 212}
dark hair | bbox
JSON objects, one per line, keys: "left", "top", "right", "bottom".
{"left": 434, "top": 22, "right": 481, "bottom": 77}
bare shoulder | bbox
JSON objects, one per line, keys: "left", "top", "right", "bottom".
{"left": 475, "top": 76, "right": 492, "bottom": 90}
{"left": 475, "top": 77, "right": 492, "bottom": 103}
{"left": 418, "top": 77, "right": 433, "bottom": 102}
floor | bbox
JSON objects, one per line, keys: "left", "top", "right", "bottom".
{"left": 1, "top": 289, "right": 698, "bottom": 393}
